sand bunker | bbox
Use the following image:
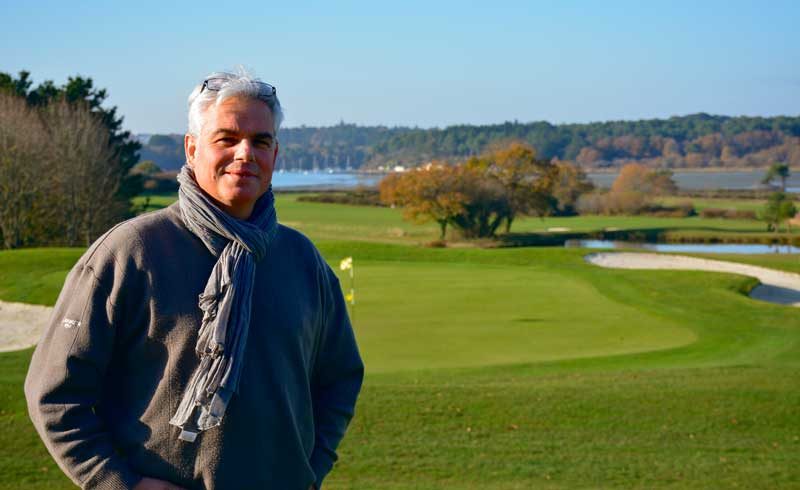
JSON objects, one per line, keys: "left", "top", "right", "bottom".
{"left": 586, "top": 252, "right": 800, "bottom": 307}
{"left": 0, "top": 300, "right": 52, "bottom": 352}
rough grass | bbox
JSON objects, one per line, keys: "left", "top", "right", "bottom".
{"left": 1, "top": 198, "right": 800, "bottom": 488}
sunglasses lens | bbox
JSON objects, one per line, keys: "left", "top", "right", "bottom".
{"left": 204, "top": 78, "right": 225, "bottom": 91}
{"left": 202, "top": 78, "right": 276, "bottom": 98}
{"left": 260, "top": 84, "right": 276, "bottom": 97}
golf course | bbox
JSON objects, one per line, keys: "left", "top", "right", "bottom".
{"left": 1, "top": 194, "right": 798, "bottom": 489}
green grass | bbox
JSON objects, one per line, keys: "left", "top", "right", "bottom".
{"left": 0, "top": 248, "right": 83, "bottom": 305}
{"left": 131, "top": 193, "right": 180, "bottom": 214}
{"left": 134, "top": 193, "right": 781, "bottom": 246}
{"left": 2, "top": 198, "right": 800, "bottom": 488}
{"left": 657, "top": 196, "right": 767, "bottom": 212}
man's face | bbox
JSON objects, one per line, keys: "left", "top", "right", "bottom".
{"left": 185, "top": 96, "right": 278, "bottom": 219}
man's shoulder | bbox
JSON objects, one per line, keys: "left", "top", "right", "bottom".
{"left": 274, "top": 223, "right": 330, "bottom": 272}
{"left": 276, "top": 223, "right": 316, "bottom": 252}
{"left": 81, "top": 203, "right": 185, "bottom": 267}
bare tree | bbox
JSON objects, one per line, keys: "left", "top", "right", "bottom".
{"left": 0, "top": 93, "right": 46, "bottom": 248}
{"left": 42, "top": 99, "right": 125, "bottom": 246}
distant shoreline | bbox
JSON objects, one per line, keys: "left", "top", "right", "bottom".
{"left": 584, "top": 167, "right": 784, "bottom": 174}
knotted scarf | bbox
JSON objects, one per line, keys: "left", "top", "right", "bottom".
{"left": 170, "top": 165, "right": 278, "bottom": 442}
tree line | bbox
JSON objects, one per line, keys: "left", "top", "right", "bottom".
{"left": 140, "top": 123, "right": 406, "bottom": 171}
{"left": 0, "top": 71, "right": 141, "bottom": 249}
{"left": 140, "top": 114, "right": 800, "bottom": 172}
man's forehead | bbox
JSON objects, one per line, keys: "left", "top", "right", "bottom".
{"left": 209, "top": 127, "right": 274, "bottom": 139}
{"left": 201, "top": 97, "right": 274, "bottom": 135}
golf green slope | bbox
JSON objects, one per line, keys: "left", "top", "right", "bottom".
{"left": 1, "top": 221, "right": 799, "bottom": 488}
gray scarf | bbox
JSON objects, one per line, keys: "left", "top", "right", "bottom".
{"left": 170, "top": 165, "right": 278, "bottom": 442}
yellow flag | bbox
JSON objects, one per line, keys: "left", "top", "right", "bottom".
{"left": 340, "top": 257, "right": 353, "bottom": 271}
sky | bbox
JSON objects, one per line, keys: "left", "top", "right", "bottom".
{"left": 2, "top": 0, "right": 798, "bottom": 134}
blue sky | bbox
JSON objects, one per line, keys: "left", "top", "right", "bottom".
{"left": 2, "top": 0, "right": 798, "bottom": 134}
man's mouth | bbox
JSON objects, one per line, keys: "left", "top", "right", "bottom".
{"left": 225, "top": 169, "right": 258, "bottom": 178}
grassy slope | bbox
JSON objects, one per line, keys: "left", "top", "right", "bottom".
{"left": 657, "top": 196, "right": 767, "bottom": 212}
{"left": 2, "top": 199, "right": 800, "bottom": 488}
{"left": 133, "top": 193, "right": 777, "bottom": 245}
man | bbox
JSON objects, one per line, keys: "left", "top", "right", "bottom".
{"left": 25, "top": 70, "right": 364, "bottom": 490}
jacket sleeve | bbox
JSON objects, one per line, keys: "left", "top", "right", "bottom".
{"left": 308, "top": 263, "right": 364, "bottom": 489}
{"left": 24, "top": 243, "right": 144, "bottom": 490}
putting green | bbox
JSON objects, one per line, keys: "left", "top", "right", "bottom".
{"left": 341, "top": 261, "right": 696, "bottom": 373}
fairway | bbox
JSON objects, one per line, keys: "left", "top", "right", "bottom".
{"left": 2, "top": 198, "right": 800, "bottom": 489}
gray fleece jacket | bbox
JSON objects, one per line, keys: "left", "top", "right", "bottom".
{"left": 24, "top": 202, "right": 364, "bottom": 490}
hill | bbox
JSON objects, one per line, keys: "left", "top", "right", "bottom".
{"left": 138, "top": 114, "right": 800, "bottom": 171}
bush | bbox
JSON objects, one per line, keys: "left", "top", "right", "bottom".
{"left": 297, "top": 188, "right": 384, "bottom": 207}
{"left": 576, "top": 190, "right": 648, "bottom": 215}
{"left": 576, "top": 192, "right": 607, "bottom": 215}
{"left": 577, "top": 192, "right": 695, "bottom": 217}
{"left": 699, "top": 208, "right": 757, "bottom": 220}
{"left": 424, "top": 239, "right": 448, "bottom": 248}
{"left": 641, "top": 202, "right": 696, "bottom": 218}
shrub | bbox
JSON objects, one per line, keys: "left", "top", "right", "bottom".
{"left": 297, "top": 189, "right": 384, "bottom": 207}
{"left": 641, "top": 202, "right": 696, "bottom": 218}
{"left": 576, "top": 192, "right": 607, "bottom": 215}
{"left": 699, "top": 208, "right": 757, "bottom": 220}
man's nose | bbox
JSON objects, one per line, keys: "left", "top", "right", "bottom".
{"left": 234, "top": 139, "right": 255, "bottom": 162}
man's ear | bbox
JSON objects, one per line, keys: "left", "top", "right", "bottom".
{"left": 185, "top": 133, "right": 197, "bottom": 166}
{"left": 273, "top": 140, "right": 280, "bottom": 162}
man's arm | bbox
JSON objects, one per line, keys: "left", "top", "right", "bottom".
{"left": 25, "top": 256, "right": 143, "bottom": 490}
{"left": 308, "top": 264, "right": 364, "bottom": 489}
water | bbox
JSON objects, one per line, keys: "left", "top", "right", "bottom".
{"left": 271, "top": 170, "right": 381, "bottom": 189}
{"left": 565, "top": 239, "right": 800, "bottom": 254}
{"left": 587, "top": 170, "right": 800, "bottom": 191}
{"left": 271, "top": 169, "right": 795, "bottom": 192}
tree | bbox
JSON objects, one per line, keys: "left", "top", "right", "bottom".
{"left": 761, "top": 192, "right": 797, "bottom": 233}
{"left": 551, "top": 161, "right": 594, "bottom": 215}
{"left": 0, "top": 92, "right": 46, "bottom": 248}
{"left": 379, "top": 143, "right": 567, "bottom": 239}
{"left": 379, "top": 162, "right": 510, "bottom": 239}
{"left": 448, "top": 164, "right": 509, "bottom": 238}
{"left": 148, "top": 134, "right": 178, "bottom": 148}
{"left": 131, "top": 160, "right": 163, "bottom": 176}
{"left": 1, "top": 70, "right": 141, "bottom": 199}
{"left": 761, "top": 162, "right": 790, "bottom": 191}
{"left": 379, "top": 164, "right": 466, "bottom": 239}
{"left": 584, "top": 164, "right": 680, "bottom": 216}
{"left": 466, "top": 142, "right": 557, "bottom": 233}
{"left": 611, "top": 163, "right": 677, "bottom": 196}
{"left": 0, "top": 71, "right": 140, "bottom": 248}
{"left": 43, "top": 99, "right": 129, "bottom": 245}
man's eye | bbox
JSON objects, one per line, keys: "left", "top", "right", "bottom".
{"left": 256, "top": 140, "right": 273, "bottom": 148}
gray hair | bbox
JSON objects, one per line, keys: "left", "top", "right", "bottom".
{"left": 187, "top": 69, "right": 284, "bottom": 137}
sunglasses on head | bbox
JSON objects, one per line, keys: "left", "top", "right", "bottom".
{"left": 200, "top": 77, "right": 277, "bottom": 99}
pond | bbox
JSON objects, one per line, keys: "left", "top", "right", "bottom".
{"left": 564, "top": 239, "right": 800, "bottom": 254}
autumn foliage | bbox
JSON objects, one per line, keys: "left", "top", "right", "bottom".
{"left": 578, "top": 163, "right": 679, "bottom": 215}
{"left": 379, "top": 143, "right": 592, "bottom": 239}
{"left": 379, "top": 164, "right": 466, "bottom": 239}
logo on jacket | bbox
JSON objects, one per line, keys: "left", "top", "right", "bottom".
{"left": 62, "top": 318, "right": 81, "bottom": 329}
